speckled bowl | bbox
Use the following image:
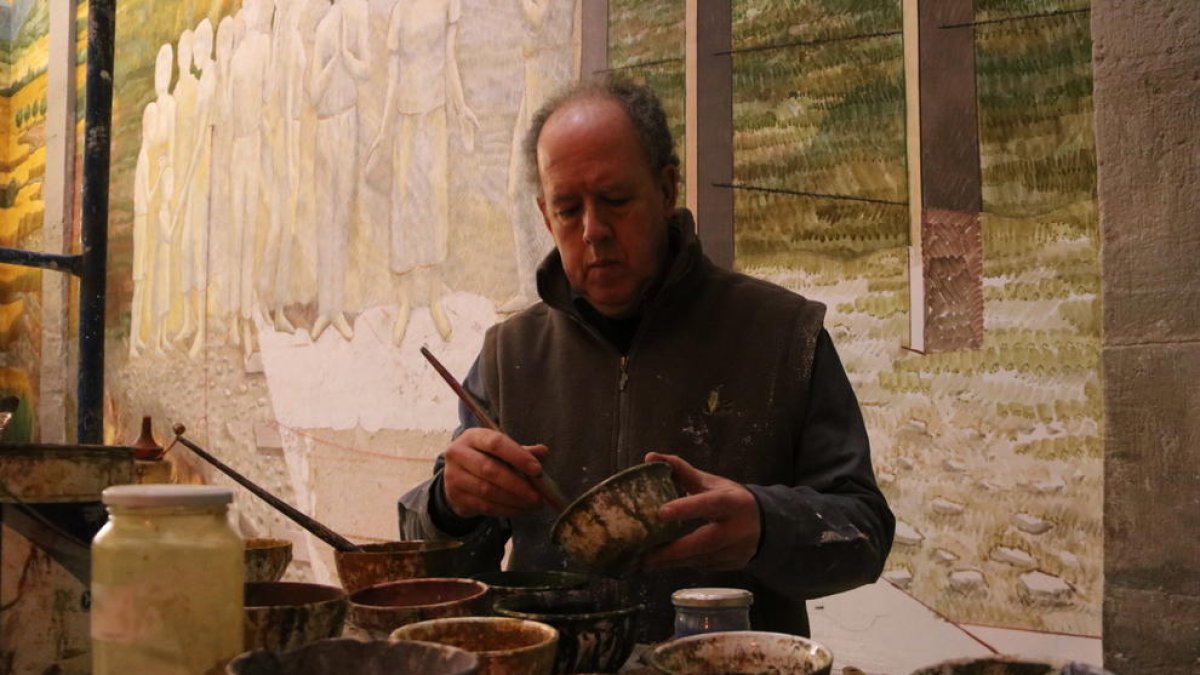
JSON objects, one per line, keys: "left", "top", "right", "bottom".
{"left": 550, "top": 462, "right": 684, "bottom": 576}
{"left": 390, "top": 617, "right": 558, "bottom": 675}
{"left": 647, "top": 631, "right": 833, "bottom": 675}
{"left": 909, "top": 656, "right": 1113, "bottom": 675}
{"left": 244, "top": 538, "right": 293, "bottom": 583}
{"left": 334, "top": 540, "right": 464, "bottom": 594}
{"left": 226, "top": 637, "right": 479, "bottom": 674}
{"left": 346, "top": 577, "right": 491, "bottom": 640}
{"left": 243, "top": 582, "right": 348, "bottom": 653}
{"left": 493, "top": 578, "right": 642, "bottom": 674}
{"left": 471, "top": 570, "right": 591, "bottom": 613}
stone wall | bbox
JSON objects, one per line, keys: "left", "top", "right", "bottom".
{"left": 1094, "top": 1, "right": 1200, "bottom": 672}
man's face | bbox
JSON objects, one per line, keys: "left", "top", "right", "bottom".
{"left": 536, "top": 97, "right": 678, "bottom": 318}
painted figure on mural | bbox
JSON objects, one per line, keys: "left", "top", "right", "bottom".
{"left": 310, "top": 0, "right": 370, "bottom": 342}
{"left": 169, "top": 29, "right": 198, "bottom": 347}
{"left": 149, "top": 44, "right": 177, "bottom": 355}
{"left": 208, "top": 15, "right": 237, "bottom": 330}
{"left": 130, "top": 105, "right": 156, "bottom": 359}
{"left": 229, "top": 0, "right": 273, "bottom": 356}
{"left": 258, "top": 0, "right": 308, "bottom": 335}
{"left": 173, "top": 19, "right": 217, "bottom": 359}
{"left": 371, "top": 0, "right": 479, "bottom": 345}
{"left": 500, "top": 0, "right": 562, "bottom": 313}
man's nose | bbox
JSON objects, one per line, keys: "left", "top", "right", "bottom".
{"left": 581, "top": 204, "right": 613, "bottom": 245}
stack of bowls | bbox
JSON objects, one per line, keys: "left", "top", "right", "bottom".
{"left": 244, "top": 538, "right": 293, "bottom": 583}
{"left": 227, "top": 638, "right": 479, "bottom": 674}
{"left": 493, "top": 578, "right": 642, "bottom": 674}
{"left": 646, "top": 631, "right": 833, "bottom": 675}
{"left": 243, "top": 582, "right": 348, "bottom": 653}
{"left": 334, "top": 540, "right": 464, "bottom": 593}
{"left": 345, "top": 577, "right": 490, "bottom": 640}
{"left": 471, "top": 570, "right": 590, "bottom": 613}
{"left": 390, "top": 617, "right": 558, "bottom": 675}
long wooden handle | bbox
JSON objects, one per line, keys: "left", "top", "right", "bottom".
{"left": 171, "top": 424, "right": 362, "bottom": 553}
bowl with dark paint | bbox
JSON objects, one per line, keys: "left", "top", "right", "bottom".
{"left": 227, "top": 637, "right": 479, "bottom": 674}
{"left": 334, "top": 540, "right": 464, "bottom": 593}
{"left": 471, "top": 570, "right": 591, "bottom": 613}
{"left": 647, "top": 631, "right": 833, "bottom": 675}
{"left": 493, "top": 578, "right": 643, "bottom": 674}
{"left": 551, "top": 462, "right": 685, "bottom": 576}
{"left": 243, "top": 582, "right": 348, "bottom": 653}
{"left": 909, "top": 656, "right": 1113, "bottom": 675}
{"left": 345, "top": 577, "right": 491, "bottom": 640}
{"left": 245, "top": 538, "right": 293, "bottom": 583}
{"left": 390, "top": 616, "right": 558, "bottom": 675}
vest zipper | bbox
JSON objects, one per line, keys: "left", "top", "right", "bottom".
{"left": 616, "top": 355, "right": 630, "bottom": 467}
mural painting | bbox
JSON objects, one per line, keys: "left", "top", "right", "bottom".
{"left": 106, "top": 0, "right": 578, "bottom": 580}
{"left": 0, "top": 0, "right": 49, "bottom": 441}
{"left": 727, "top": 0, "right": 1100, "bottom": 636}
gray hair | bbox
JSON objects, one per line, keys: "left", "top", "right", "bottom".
{"left": 523, "top": 75, "right": 680, "bottom": 191}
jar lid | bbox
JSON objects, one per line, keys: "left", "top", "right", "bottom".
{"left": 671, "top": 587, "right": 754, "bottom": 608}
{"left": 103, "top": 485, "right": 233, "bottom": 507}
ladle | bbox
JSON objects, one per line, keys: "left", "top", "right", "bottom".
{"left": 170, "top": 423, "right": 363, "bottom": 553}
{"left": 419, "top": 346, "right": 569, "bottom": 513}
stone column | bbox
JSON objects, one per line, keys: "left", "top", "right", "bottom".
{"left": 1095, "top": 1, "right": 1200, "bottom": 671}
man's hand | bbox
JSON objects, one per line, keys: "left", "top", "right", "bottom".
{"left": 642, "top": 452, "right": 762, "bottom": 571}
{"left": 442, "top": 427, "right": 549, "bottom": 519}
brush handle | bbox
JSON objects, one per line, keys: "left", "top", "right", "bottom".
{"left": 419, "top": 347, "right": 569, "bottom": 513}
{"left": 171, "top": 424, "right": 362, "bottom": 553}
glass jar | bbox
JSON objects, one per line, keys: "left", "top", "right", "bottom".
{"left": 672, "top": 587, "right": 753, "bottom": 638}
{"left": 91, "top": 485, "right": 244, "bottom": 674}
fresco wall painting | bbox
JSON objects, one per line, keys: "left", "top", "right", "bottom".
{"left": 728, "top": 0, "right": 1100, "bottom": 636}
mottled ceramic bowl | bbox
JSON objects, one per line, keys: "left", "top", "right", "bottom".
{"left": 493, "top": 578, "right": 642, "bottom": 674}
{"left": 346, "top": 577, "right": 491, "bottom": 640}
{"left": 390, "top": 617, "right": 558, "bottom": 675}
{"left": 243, "top": 582, "right": 348, "bottom": 653}
{"left": 909, "top": 656, "right": 1113, "bottom": 675}
{"left": 471, "top": 570, "right": 591, "bottom": 613}
{"left": 245, "top": 538, "right": 293, "bottom": 583}
{"left": 647, "top": 631, "right": 833, "bottom": 675}
{"left": 334, "top": 540, "right": 464, "bottom": 594}
{"left": 551, "top": 462, "right": 684, "bottom": 576}
{"left": 227, "top": 637, "right": 479, "bottom": 674}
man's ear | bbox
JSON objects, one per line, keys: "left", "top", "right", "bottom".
{"left": 659, "top": 164, "right": 679, "bottom": 212}
{"left": 537, "top": 196, "right": 553, "bottom": 236}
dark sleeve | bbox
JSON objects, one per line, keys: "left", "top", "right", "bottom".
{"left": 743, "top": 329, "right": 896, "bottom": 599}
{"left": 397, "top": 353, "right": 510, "bottom": 552}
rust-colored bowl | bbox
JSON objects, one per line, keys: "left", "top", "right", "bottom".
{"left": 227, "top": 637, "right": 479, "bottom": 674}
{"left": 334, "top": 540, "right": 464, "bottom": 594}
{"left": 390, "top": 617, "right": 558, "bottom": 675}
{"left": 245, "top": 538, "right": 293, "bottom": 583}
{"left": 243, "top": 582, "right": 347, "bottom": 653}
{"left": 647, "top": 631, "right": 833, "bottom": 675}
{"left": 551, "top": 462, "right": 685, "bottom": 576}
{"left": 493, "top": 578, "right": 643, "bottom": 674}
{"left": 346, "top": 577, "right": 491, "bottom": 640}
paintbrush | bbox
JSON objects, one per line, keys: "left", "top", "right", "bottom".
{"left": 419, "top": 346, "right": 570, "bottom": 513}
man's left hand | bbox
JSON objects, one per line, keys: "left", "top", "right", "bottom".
{"left": 641, "top": 452, "right": 762, "bottom": 571}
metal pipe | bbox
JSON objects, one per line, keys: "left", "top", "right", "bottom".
{"left": 77, "top": 0, "right": 116, "bottom": 444}
{"left": 0, "top": 248, "right": 82, "bottom": 276}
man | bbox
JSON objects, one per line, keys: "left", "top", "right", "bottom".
{"left": 399, "top": 77, "right": 895, "bottom": 640}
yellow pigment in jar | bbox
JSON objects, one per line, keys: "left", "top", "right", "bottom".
{"left": 91, "top": 485, "right": 244, "bottom": 674}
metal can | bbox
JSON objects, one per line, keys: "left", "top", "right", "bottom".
{"left": 91, "top": 485, "right": 244, "bottom": 674}
{"left": 671, "top": 587, "right": 753, "bottom": 638}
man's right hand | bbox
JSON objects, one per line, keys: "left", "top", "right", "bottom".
{"left": 441, "top": 427, "right": 549, "bottom": 519}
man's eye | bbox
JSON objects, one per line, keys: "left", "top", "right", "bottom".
{"left": 604, "top": 196, "right": 630, "bottom": 207}
{"left": 556, "top": 207, "right": 580, "bottom": 219}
